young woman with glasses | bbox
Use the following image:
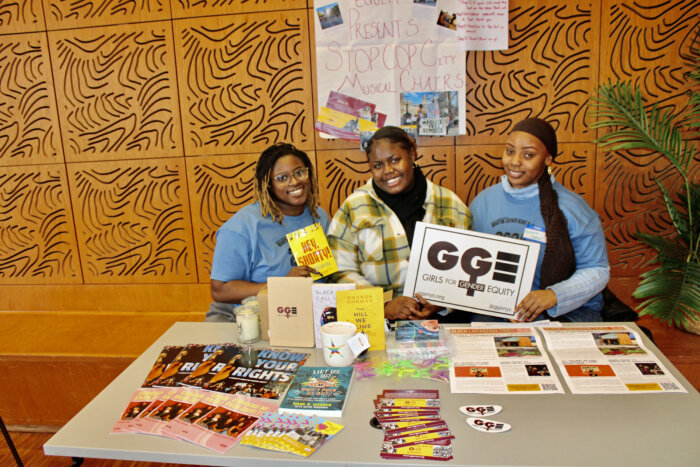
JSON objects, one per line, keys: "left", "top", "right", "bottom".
{"left": 206, "top": 143, "right": 330, "bottom": 322}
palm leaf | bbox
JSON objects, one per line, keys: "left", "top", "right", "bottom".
{"left": 634, "top": 262, "right": 700, "bottom": 327}
{"left": 636, "top": 232, "right": 687, "bottom": 262}
{"left": 590, "top": 82, "right": 694, "bottom": 177}
{"left": 654, "top": 179, "right": 690, "bottom": 241}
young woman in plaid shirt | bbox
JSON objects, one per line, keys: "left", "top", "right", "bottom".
{"left": 327, "top": 126, "right": 472, "bottom": 320}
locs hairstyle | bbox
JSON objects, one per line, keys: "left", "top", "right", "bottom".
{"left": 253, "top": 143, "right": 320, "bottom": 224}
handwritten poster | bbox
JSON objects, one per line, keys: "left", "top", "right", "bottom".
{"left": 457, "top": 0, "right": 509, "bottom": 51}
{"left": 314, "top": 0, "right": 466, "bottom": 136}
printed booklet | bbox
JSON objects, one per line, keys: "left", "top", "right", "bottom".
{"left": 279, "top": 366, "right": 354, "bottom": 417}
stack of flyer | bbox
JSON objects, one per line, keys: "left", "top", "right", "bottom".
{"left": 374, "top": 389, "right": 453, "bottom": 461}
{"left": 240, "top": 411, "right": 344, "bottom": 457}
{"left": 112, "top": 343, "right": 310, "bottom": 453}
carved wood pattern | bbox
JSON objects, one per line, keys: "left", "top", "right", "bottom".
{"left": 0, "top": 0, "right": 694, "bottom": 308}
{"left": 186, "top": 153, "right": 258, "bottom": 279}
{"left": 174, "top": 11, "right": 314, "bottom": 156}
{"left": 67, "top": 159, "right": 196, "bottom": 283}
{"left": 0, "top": 0, "right": 44, "bottom": 34}
{"left": 457, "top": 2, "right": 599, "bottom": 145}
{"left": 48, "top": 22, "right": 182, "bottom": 162}
{"left": 172, "top": 0, "right": 306, "bottom": 18}
{"left": 44, "top": 0, "right": 170, "bottom": 30}
{"left": 597, "top": 0, "right": 700, "bottom": 276}
{"left": 0, "top": 33, "right": 62, "bottom": 166}
{"left": 0, "top": 165, "right": 80, "bottom": 283}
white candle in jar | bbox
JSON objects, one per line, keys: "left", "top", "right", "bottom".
{"left": 235, "top": 306, "right": 260, "bottom": 343}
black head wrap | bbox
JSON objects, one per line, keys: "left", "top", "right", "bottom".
{"left": 512, "top": 118, "right": 558, "bottom": 158}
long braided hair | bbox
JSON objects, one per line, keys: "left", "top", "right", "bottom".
{"left": 253, "top": 143, "right": 321, "bottom": 224}
{"left": 511, "top": 118, "right": 576, "bottom": 288}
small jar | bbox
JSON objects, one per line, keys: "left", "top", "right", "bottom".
{"left": 234, "top": 305, "right": 261, "bottom": 344}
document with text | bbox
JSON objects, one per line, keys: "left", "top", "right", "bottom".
{"left": 538, "top": 326, "right": 687, "bottom": 394}
{"left": 447, "top": 327, "right": 564, "bottom": 394}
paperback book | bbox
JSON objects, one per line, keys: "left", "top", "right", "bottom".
{"left": 279, "top": 366, "right": 354, "bottom": 417}
{"left": 286, "top": 223, "right": 338, "bottom": 279}
{"left": 154, "top": 344, "right": 225, "bottom": 387}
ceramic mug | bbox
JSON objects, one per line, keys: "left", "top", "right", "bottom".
{"left": 320, "top": 321, "right": 357, "bottom": 367}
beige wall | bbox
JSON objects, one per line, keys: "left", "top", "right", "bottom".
{"left": 0, "top": 0, "right": 698, "bottom": 313}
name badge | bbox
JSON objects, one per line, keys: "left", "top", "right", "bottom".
{"left": 522, "top": 224, "right": 546, "bottom": 244}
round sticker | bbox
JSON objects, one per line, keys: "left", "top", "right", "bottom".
{"left": 459, "top": 404, "right": 502, "bottom": 417}
{"left": 466, "top": 417, "right": 511, "bottom": 433}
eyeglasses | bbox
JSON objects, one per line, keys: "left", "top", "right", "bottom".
{"left": 272, "top": 167, "right": 309, "bottom": 185}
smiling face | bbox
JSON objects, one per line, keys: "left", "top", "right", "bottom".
{"left": 368, "top": 139, "right": 416, "bottom": 195}
{"left": 502, "top": 131, "right": 552, "bottom": 189}
{"left": 269, "top": 154, "right": 310, "bottom": 216}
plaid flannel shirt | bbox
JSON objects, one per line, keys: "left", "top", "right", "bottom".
{"left": 327, "top": 179, "right": 472, "bottom": 297}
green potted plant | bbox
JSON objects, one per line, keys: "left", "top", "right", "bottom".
{"left": 590, "top": 35, "right": 699, "bottom": 334}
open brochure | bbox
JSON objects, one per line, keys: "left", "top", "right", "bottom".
{"left": 446, "top": 327, "right": 564, "bottom": 394}
{"left": 538, "top": 326, "right": 687, "bottom": 394}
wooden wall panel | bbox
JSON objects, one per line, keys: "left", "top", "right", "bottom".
{"left": 0, "top": 32, "right": 63, "bottom": 166}
{"left": 43, "top": 0, "right": 171, "bottom": 30}
{"left": 0, "top": 0, "right": 44, "bottom": 34}
{"left": 186, "top": 153, "right": 258, "bottom": 280}
{"left": 456, "top": 143, "right": 597, "bottom": 208}
{"left": 597, "top": 0, "right": 700, "bottom": 277}
{"left": 174, "top": 10, "right": 314, "bottom": 157}
{"left": 0, "top": 0, "right": 696, "bottom": 311}
{"left": 48, "top": 21, "right": 182, "bottom": 162}
{"left": 172, "top": 0, "right": 306, "bottom": 18}
{"left": 66, "top": 158, "right": 197, "bottom": 283}
{"left": 0, "top": 164, "right": 81, "bottom": 283}
{"left": 457, "top": 2, "right": 600, "bottom": 145}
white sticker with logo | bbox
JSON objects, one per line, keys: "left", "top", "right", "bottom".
{"left": 459, "top": 405, "right": 502, "bottom": 417}
{"left": 403, "top": 222, "right": 541, "bottom": 319}
{"left": 466, "top": 417, "right": 511, "bottom": 433}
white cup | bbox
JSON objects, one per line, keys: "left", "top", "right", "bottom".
{"left": 320, "top": 321, "right": 357, "bottom": 367}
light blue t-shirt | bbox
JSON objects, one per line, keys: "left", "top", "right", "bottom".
{"left": 210, "top": 202, "right": 330, "bottom": 283}
{"left": 469, "top": 176, "right": 609, "bottom": 317}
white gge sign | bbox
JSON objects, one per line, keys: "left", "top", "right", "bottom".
{"left": 403, "top": 222, "right": 540, "bottom": 319}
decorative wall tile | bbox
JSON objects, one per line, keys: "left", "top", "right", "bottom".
{"left": 458, "top": 2, "right": 600, "bottom": 145}
{"left": 48, "top": 21, "right": 182, "bottom": 162}
{"left": 0, "top": 164, "right": 81, "bottom": 283}
{"left": 0, "top": 0, "right": 44, "bottom": 34}
{"left": 0, "top": 32, "right": 63, "bottom": 166}
{"left": 185, "top": 153, "right": 258, "bottom": 280}
{"left": 43, "top": 0, "right": 170, "bottom": 30}
{"left": 67, "top": 158, "right": 196, "bottom": 283}
{"left": 596, "top": 148, "right": 700, "bottom": 276}
{"left": 174, "top": 11, "right": 314, "bottom": 156}
{"left": 172, "top": 0, "right": 305, "bottom": 18}
{"left": 596, "top": 0, "right": 700, "bottom": 276}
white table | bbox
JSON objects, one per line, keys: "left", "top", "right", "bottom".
{"left": 44, "top": 322, "right": 699, "bottom": 466}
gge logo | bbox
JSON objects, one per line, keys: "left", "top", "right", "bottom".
{"left": 459, "top": 404, "right": 502, "bottom": 417}
{"left": 467, "top": 417, "right": 511, "bottom": 433}
{"left": 277, "top": 306, "right": 297, "bottom": 318}
{"left": 426, "top": 241, "right": 522, "bottom": 296}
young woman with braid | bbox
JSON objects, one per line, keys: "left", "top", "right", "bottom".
{"left": 206, "top": 143, "right": 330, "bottom": 322}
{"left": 469, "top": 118, "right": 609, "bottom": 322}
